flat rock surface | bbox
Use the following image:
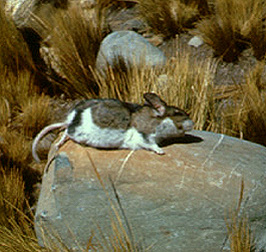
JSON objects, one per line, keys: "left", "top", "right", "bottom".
{"left": 35, "top": 130, "right": 266, "bottom": 251}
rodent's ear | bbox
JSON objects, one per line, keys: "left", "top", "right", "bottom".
{"left": 144, "top": 93, "right": 166, "bottom": 117}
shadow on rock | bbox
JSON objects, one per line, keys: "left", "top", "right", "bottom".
{"left": 159, "top": 134, "right": 203, "bottom": 147}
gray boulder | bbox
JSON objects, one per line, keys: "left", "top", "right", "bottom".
{"left": 96, "top": 31, "right": 166, "bottom": 75}
{"left": 35, "top": 130, "right": 266, "bottom": 251}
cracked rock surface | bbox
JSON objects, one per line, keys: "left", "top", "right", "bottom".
{"left": 35, "top": 130, "right": 266, "bottom": 251}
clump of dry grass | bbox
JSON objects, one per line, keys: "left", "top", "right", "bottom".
{"left": 219, "top": 62, "right": 266, "bottom": 145}
{"left": 137, "top": 0, "right": 200, "bottom": 39}
{"left": 227, "top": 215, "right": 255, "bottom": 252}
{"left": 248, "top": 20, "right": 266, "bottom": 61}
{"left": 37, "top": 3, "right": 109, "bottom": 98}
{"left": 0, "top": 4, "right": 34, "bottom": 74}
{"left": 196, "top": 0, "right": 266, "bottom": 62}
{"left": 225, "top": 179, "right": 256, "bottom": 252}
{"left": 0, "top": 71, "right": 53, "bottom": 165}
{"left": 0, "top": 97, "right": 11, "bottom": 128}
{"left": 14, "top": 94, "right": 53, "bottom": 138}
{"left": 238, "top": 64, "right": 266, "bottom": 145}
{"left": 0, "top": 172, "right": 48, "bottom": 252}
{"left": 0, "top": 168, "right": 26, "bottom": 227}
{"left": 0, "top": 129, "right": 32, "bottom": 168}
{"left": 0, "top": 71, "right": 36, "bottom": 111}
{"left": 0, "top": 222, "right": 45, "bottom": 252}
{"left": 94, "top": 55, "right": 156, "bottom": 102}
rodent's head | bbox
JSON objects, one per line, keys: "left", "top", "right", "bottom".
{"left": 142, "top": 93, "right": 194, "bottom": 139}
{"left": 155, "top": 106, "right": 194, "bottom": 139}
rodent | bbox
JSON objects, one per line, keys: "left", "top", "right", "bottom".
{"left": 32, "top": 93, "right": 194, "bottom": 162}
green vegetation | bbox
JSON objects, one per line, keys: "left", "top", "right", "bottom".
{"left": 0, "top": 0, "right": 265, "bottom": 251}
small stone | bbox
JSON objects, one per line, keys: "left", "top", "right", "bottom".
{"left": 188, "top": 36, "right": 204, "bottom": 48}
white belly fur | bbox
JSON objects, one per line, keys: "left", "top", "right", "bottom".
{"left": 68, "top": 108, "right": 126, "bottom": 148}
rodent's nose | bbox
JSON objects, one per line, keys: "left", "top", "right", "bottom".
{"left": 183, "top": 119, "right": 194, "bottom": 131}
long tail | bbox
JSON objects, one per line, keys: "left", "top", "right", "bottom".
{"left": 32, "top": 122, "right": 66, "bottom": 163}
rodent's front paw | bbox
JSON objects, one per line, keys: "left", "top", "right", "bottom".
{"left": 154, "top": 148, "right": 165, "bottom": 155}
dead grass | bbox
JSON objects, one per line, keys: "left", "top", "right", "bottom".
{"left": 249, "top": 21, "right": 266, "bottom": 61}
{"left": 36, "top": 3, "right": 109, "bottom": 98}
{"left": 227, "top": 215, "right": 255, "bottom": 252}
{"left": 196, "top": 0, "right": 266, "bottom": 62}
{"left": 14, "top": 94, "right": 53, "bottom": 138}
{"left": 0, "top": 168, "right": 26, "bottom": 227}
{"left": 0, "top": 71, "right": 36, "bottom": 112}
{"left": 0, "top": 4, "right": 34, "bottom": 74}
{"left": 0, "top": 129, "right": 32, "bottom": 168}
{"left": 137, "top": 0, "right": 200, "bottom": 39}
{"left": 0, "top": 71, "right": 53, "bottom": 166}
{"left": 225, "top": 179, "right": 256, "bottom": 252}
{"left": 218, "top": 62, "right": 266, "bottom": 145}
{"left": 94, "top": 55, "right": 156, "bottom": 102}
{"left": 0, "top": 182, "right": 47, "bottom": 252}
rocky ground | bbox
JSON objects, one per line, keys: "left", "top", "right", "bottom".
{"left": 107, "top": 4, "right": 260, "bottom": 87}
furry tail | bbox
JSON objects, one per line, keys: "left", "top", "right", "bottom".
{"left": 32, "top": 122, "right": 66, "bottom": 163}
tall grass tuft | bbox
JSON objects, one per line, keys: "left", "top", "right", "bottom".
{"left": 225, "top": 179, "right": 256, "bottom": 252}
{"left": 0, "top": 179, "right": 47, "bottom": 252}
{"left": 0, "top": 4, "right": 34, "bottom": 74}
{"left": 249, "top": 19, "right": 266, "bottom": 61}
{"left": 237, "top": 63, "right": 266, "bottom": 145}
{"left": 137, "top": 0, "right": 199, "bottom": 39}
{"left": 0, "top": 168, "right": 26, "bottom": 227}
{"left": 39, "top": 3, "right": 109, "bottom": 98}
{"left": 0, "top": 70, "right": 53, "bottom": 165}
{"left": 94, "top": 55, "right": 156, "bottom": 102}
{"left": 0, "top": 71, "right": 36, "bottom": 112}
{"left": 0, "top": 128, "right": 32, "bottom": 168}
{"left": 219, "top": 62, "right": 266, "bottom": 145}
{"left": 14, "top": 94, "right": 53, "bottom": 138}
{"left": 196, "top": 0, "right": 266, "bottom": 62}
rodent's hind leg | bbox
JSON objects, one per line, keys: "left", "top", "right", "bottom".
{"left": 44, "top": 131, "right": 70, "bottom": 173}
{"left": 55, "top": 130, "right": 70, "bottom": 150}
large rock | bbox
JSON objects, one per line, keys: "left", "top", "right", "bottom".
{"left": 35, "top": 130, "right": 266, "bottom": 251}
{"left": 95, "top": 31, "right": 166, "bottom": 75}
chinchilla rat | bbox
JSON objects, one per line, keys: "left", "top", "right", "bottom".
{"left": 32, "top": 93, "right": 194, "bottom": 162}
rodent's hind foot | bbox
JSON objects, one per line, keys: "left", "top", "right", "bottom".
{"left": 55, "top": 131, "right": 69, "bottom": 150}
